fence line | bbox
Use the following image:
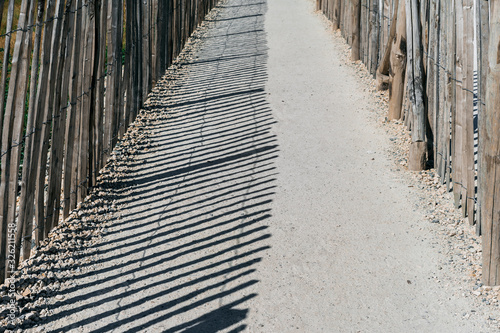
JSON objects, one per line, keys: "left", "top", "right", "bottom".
{"left": 317, "top": 0, "right": 500, "bottom": 286}
{"left": 0, "top": 0, "right": 218, "bottom": 285}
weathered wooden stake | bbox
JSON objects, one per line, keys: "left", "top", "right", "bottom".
{"left": 351, "top": 0, "right": 361, "bottom": 61}
{"left": 376, "top": 0, "right": 399, "bottom": 90}
{"left": 481, "top": 0, "right": 500, "bottom": 286}
{"left": 388, "top": 0, "right": 406, "bottom": 120}
{"left": 406, "top": 0, "right": 427, "bottom": 170}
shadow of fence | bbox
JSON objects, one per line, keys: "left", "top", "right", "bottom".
{"left": 12, "top": 0, "right": 275, "bottom": 332}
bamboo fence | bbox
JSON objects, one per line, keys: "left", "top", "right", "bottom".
{"left": 0, "top": 0, "right": 217, "bottom": 285}
{"left": 317, "top": 0, "right": 500, "bottom": 285}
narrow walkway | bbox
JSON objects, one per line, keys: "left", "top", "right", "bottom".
{"left": 28, "top": 0, "right": 495, "bottom": 332}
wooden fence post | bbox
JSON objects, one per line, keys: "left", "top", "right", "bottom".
{"left": 463, "top": 0, "right": 475, "bottom": 224}
{"left": 17, "top": 0, "right": 46, "bottom": 262}
{"left": 477, "top": 0, "right": 490, "bottom": 235}
{"left": 333, "top": 0, "right": 341, "bottom": 29}
{"left": 63, "top": 0, "right": 84, "bottom": 219}
{"left": 453, "top": 0, "right": 465, "bottom": 208}
{"left": 481, "top": 0, "right": 500, "bottom": 286}
{"left": 376, "top": 0, "right": 399, "bottom": 90}
{"left": 446, "top": 0, "right": 456, "bottom": 193}
{"left": 435, "top": 0, "right": 446, "bottom": 182}
{"left": 0, "top": 0, "right": 5, "bottom": 28}
{"left": 426, "top": 0, "right": 438, "bottom": 169}
{"left": 0, "top": 0, "right": 34, "bottom": 281}
{"left": 94, "top": 0, "right": 107, "bottom": 178}
{"left": 406, "top": 0, "right": 427, "bottom": 170}
{"left": 35, "top": 0, "right": 66, "bottom": 242}
{"left": 0, "top": 0, "right": 14, "bottom": 138}
{"left": 351, "top": 0, "right": 361, "bottom": 61}
{"left": 104, "top": 0, "right": 121, "bottom": 164}
{"left": 388, "top": 0, "right": 405, "bottom": 120}
{"left": 368, "top": 0, "right": 379, "bottom": 75}
{"left": 44, "top": 0, "right": 75, "bottom": 248}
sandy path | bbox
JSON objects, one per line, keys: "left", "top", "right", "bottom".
{"left": 20, "top": 0, "right": 498, "bottom": 332}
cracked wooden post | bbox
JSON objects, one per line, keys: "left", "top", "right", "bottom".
{"left": 376, "top": 0, "right": 399, "bottom": 91}
{"left": 388, "top": 0, "right": 406, "bottom": 120}
{"left": 406, "top": 0, "right": 427, "bottom": 170}
{"left": 476, "top": 0, "right": 489, "bottom": 235}
{"left": 481, "top": 0, "right": 500, "bottom": 286}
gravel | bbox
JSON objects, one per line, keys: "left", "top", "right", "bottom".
{"left": 323, "top": 9, "right": 500, "bottom": 330}
{"left": 0, "top": 0, "right": 499, "bottom": 332}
